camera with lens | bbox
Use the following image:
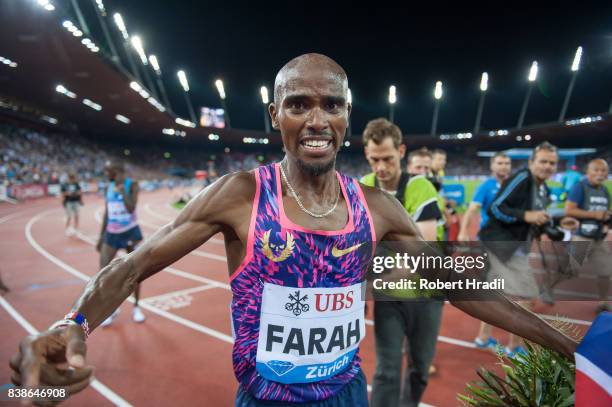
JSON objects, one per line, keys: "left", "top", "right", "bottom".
{"left": 533, "top": 210, "right": 570, "bottom": 241}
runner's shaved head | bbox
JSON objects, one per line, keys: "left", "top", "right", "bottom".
{"left": 274, "top": 53, "right": 348, "bottom": 105}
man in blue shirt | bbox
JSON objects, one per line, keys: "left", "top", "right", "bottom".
{"left": 565, "top": 159, "right": 611, "bottom": 313}
{"left": 458, "top": 152, "right": 513, "bottom": 352}
{"left": 458, "top": 152, "right": 511, "bottom": 239}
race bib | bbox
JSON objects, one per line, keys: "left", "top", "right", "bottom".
{"left": 256, "top": 282, "right": 365, "bottom": 384}
{"left": 107, "top": 201, "right": 132, "bottom": 225}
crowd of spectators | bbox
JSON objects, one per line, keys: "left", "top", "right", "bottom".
{"left": 2, "top": 122, "right": 610, "bottom": 191}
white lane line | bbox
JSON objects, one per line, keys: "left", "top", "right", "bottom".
{"left": 0, "top": 295, "right": 133, "bottom": 407}
{"left": 141, "top": 284, "right": 216, "bottom": 303}
{"left": 26, "top": 210, "right": 236, "bottom": 346}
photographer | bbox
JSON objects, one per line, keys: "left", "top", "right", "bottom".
{"left": 478, "top": 142, "right": 558, "bottom": 356}
{"left": 565, "top": 158, "right": 611, "bottom": 313}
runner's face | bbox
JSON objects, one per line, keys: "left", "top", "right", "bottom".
{"left": 529, "top": 150, "right": 558, "bottom": 182}
{"left": 365, "top": 138, "right": 405, "bottom": 182}
{"left": 407, "top": 156, "right": 431, "bottom": 176}
{"left": 491, "top": 157, "right": 511, "bottom": 180}
{"left": 587, "top": 161, "right": 608, "bottom": 186}
{"left": 270, "top": 68, "right": 349, "bottom": 176}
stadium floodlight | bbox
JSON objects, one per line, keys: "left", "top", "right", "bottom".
{"left": 388, "top": 85, "right": 396, "bottom": 123}
{"left": 81, "top": 38, "right": 92, "bottom": 45}
{"left": 55, "top": 84, "right": 77, "bottom": 99}
{"left": 528, "top": 61, "right": 538, "bottom": 82}
{"left": 215, "top": 79, "right": 226, "bottom": 100}
{"left": 149, "top": 55, "right": 161, "bottom": 74}
{"left": 559, "top": 46, "right": 583, "bottom": 122}
{"left": 175, "top": 117, "right": 196, "bottom": 128}
{"left": 73, "top": 30, "right": 83, "bottom": 37}
{"left": 431, "top": 81, "right": 443, "bottom": 135}
{"left": 388, "top": 85, "right": 397, "bottom": 104}
{"left": 147, "top": 55, "right": 172, "bottom": 113}
{"left": 480, "top": 72, "right": 488, "bottom": 92}
{"left": 9, "top": 62, "right": 17, "bottom": 68}
{"left": 474, "top": 73, "right": 489, "bottom": 134}
{"left": 62, "top": 20, "right": 73, "bottom": 29}
{"left": 113, "top": 13, "right": 129, "bottom": 40}
{"left": 130, "top": 36, "right": 148, "bottom": 65}
{"left": 95, "top": 0, "right": 107, "bottom": 16}
{"left": 82, "top": 98, "right": 102, "bottom": 111}
{"left": 38, "top": 0, "right": 55, "bottom": 11}
{"left": 215, "top": 79, "right": 232, "bottom": 128}
{"left": 571, "top": 46, "right": 582, "bottom": 72}
{"left": 177, "top": 70, "right": 189, "bottom": 92}
{"left": 260, "top": 86, "right": 269, "bottom": 104}
{"left": 115, "top": 114, "right": 130, "bottom": 124}
{"left": 82, "top": 99, "right": 101, "bottom": 111}
{"left": 260, "top": 86, "right": 270, "bottom": 133}
{"left": 434, "top": 81, "right": 443, "bottom": 100}
{"left": 130, "top": 81, "right": 142, "bottom": 92}
{"left": 518, "top": 61, "right": 538, "bottom": 128}
{"left": 177, "top": 71, "right": 197, "bottom": 123}
{"left": 347, "top": 88, "right": 352, "bottom": 105}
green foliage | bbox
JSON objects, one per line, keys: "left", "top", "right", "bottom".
{"left": 458, "top": 342, "right": 575, "bottom": 407}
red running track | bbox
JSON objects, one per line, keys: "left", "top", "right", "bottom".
{"left": 0, "top": 190, "right": 597, "bottom": 406}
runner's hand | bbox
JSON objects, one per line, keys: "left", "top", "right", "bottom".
{"left": 9, "top": 325, "right": 93, "bottom": 404}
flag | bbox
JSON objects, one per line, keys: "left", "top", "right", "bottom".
{"left": 575, "top": 311, "right": 612, "bottom": 406}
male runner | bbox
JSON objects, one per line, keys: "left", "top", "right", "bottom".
{"left": 565, "top": 158, "right": 612, "bottom": 313}
{"left": 61, "top": 173, "right": 82, "bottom": 236}
{"left": 11, "top": 54, "right": 578, "bottom": 406}
{"left": 457, "top": 152, "right": 511, "bottom": 350}
{"left": 360, "top": 119, "right": 442, "bottom": 406}
{"left": 96, "top": 160, "right": 145, "bottom": 324}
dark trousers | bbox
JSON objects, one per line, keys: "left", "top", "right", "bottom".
{"left": 371, "top": 300, "right": 443, "bottom": 407}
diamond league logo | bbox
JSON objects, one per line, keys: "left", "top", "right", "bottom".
{"left": 285, "top": 290, "right": 309, "bottom": 316}
{"left": 265, "top": 360, "right": 296, "bottom": 376}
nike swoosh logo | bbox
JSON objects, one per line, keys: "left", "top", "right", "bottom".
{"left": 331, "top": 243, "right": 364, "bottom": 257}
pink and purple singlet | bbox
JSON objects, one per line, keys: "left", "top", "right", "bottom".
{"left": 230, "top": 163, "right": 376, "bottom": 403}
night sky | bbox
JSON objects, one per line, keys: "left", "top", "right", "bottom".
{"left": 86, "top": 2, "right": 612, "bottom": 135}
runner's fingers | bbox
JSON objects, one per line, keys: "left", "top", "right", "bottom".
{"left": 64, "top": 375, "right": 93, "bottom": 396}
{"left": 39, "top": 364, "right": 93, "bottom": 386}
{"left": 9, "top": 353, "right": 21, "bottom": 372}
{"left": 10, "top": 370, "right": 22, "bottom": 386}
{"left": 20, "top": 340, "right": 42, "bottom": 388}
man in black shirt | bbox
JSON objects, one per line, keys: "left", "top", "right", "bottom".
{"left": 61, "top": 173, "right": 82, "bottom": 236}
{"left": 479, "top": 142, "right": 559, "bottom": 356}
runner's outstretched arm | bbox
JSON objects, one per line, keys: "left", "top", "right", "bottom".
{"left": 374, "top": 191, "right": 578, "bottom": 358}
{"left": 9, "top": 172, "right": 254, "bottom": 399}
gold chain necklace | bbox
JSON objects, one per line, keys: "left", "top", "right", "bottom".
{"left": 279, "top": 161, "right": 340, "bottom": 218}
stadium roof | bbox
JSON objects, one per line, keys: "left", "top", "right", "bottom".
{"left": 1, "top": 0, "right": 611, "bottom": 152}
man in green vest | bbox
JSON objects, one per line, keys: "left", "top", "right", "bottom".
{"left": 360, "top": 118, "right": 443, "bottom": 407}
